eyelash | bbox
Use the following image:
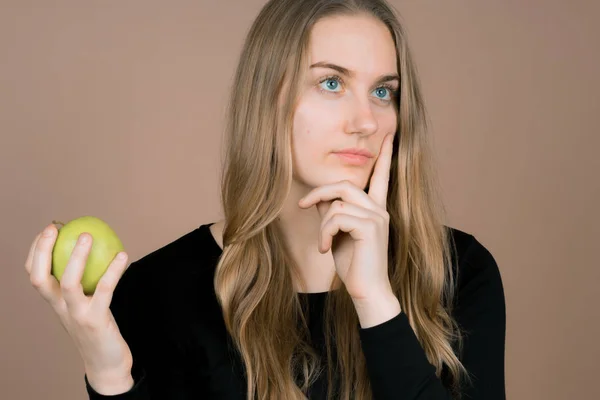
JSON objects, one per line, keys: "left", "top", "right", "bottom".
{"left": 317, "top": 74, "right": 399, "bottom": 103}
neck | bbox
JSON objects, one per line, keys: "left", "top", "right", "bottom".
{"left": 275, "top": 182, "right": 339, "bottom": 293}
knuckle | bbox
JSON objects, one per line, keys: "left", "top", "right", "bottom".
{"left": 61, "top": 282, "right": 80, "bottom": 293}
{"left": 380, "top": 212, "right": 389, "bottom": 223}
{"left": 76, "top": 316, "right": 94, "bottom": 328}
{"left": 52, "top": 300, "right": 68, "bottom": 316}
{"left": 321, "top": 217, "right": 330, "bottom": 229}
{"left": 95, "top": 279, "right": 113, "bottom": 293}
{"left": 30, "top": 275, "right": 45, "bottom": 288}
{"left": 72, "top": 249, "right": 86, "bottom": 260}
{"left": 75, "top": 240, "right": 89, "bottom": 252}
{"left": 71, "top": 250, "right": 89, "bottom": 263}
{"left": 41, "top": 233, "right": 55, "bottom": 246}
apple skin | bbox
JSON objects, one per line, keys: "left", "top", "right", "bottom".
{"left": 51, "top": 216, "right": 125, "bottom": 295}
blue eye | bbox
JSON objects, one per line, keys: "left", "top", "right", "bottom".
{"left": 373, "top": 87, "right": 391, "bottom": 100}
{"left": 319, "top": 77, "right": 342, "bottom": 92}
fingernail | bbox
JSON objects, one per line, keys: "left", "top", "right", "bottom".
{"left": 79, "top": 234, "right": 88, "bottom": 244}
{"left": 117, "top": 252, "right": 126, "bottom": 260}
{"left": 43, "top": 226, "right": 54, "bottom": 237}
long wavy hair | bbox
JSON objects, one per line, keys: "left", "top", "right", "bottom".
{"left": 213, "top": 0, "right": 473, "bottom": 398}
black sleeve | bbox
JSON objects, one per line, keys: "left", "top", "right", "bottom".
{"left": 358, "top": 236, "right": 506, "bottom": 399}
{"left": 84, "top": 260, "right": 197, "bottom": 400}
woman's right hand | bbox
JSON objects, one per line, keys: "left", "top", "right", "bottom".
{"left": 25, "top": 223, "right": 135, "bottom": 393}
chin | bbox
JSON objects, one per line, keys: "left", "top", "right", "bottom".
{"left": 318, "top": 172, "right": 370, "bottom": 190}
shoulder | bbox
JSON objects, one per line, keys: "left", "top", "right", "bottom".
{"left": 444, "top": 226, "right": 506, "bottom": 314}
{"left": 132, "top": 221, "right": 222, "bottom": 271}
{"left": 111, "top": 221, "right": 223, "bottom": 316}
{"left": 445, "top": 225, "right": 503, "bottom": 283}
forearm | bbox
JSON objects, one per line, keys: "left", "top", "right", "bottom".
{"left": 357, "top": 307, "right": 453, "bottom": 399}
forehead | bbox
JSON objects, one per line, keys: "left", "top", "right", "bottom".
{"left": 308, "top": 14, "right": 398, "bottom": 75}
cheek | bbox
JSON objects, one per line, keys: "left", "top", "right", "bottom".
{"left": 380, "top": 109, "right": 398, "bottom": 132}
{"left": 294, "top": 92, "right": 342, "bottom": 132}
{"left": 292, "top": 99, "right": 339, "bottom": 157}
{"left": 292, "top": 128, "right": 323, "bottom": 167}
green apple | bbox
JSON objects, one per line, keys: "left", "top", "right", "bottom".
{"left": 51, "top": 216, "right": 125, "bottom": 295}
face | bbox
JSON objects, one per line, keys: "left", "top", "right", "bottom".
{"left": 291, "top": 14, "right": 399, "bottom": 193}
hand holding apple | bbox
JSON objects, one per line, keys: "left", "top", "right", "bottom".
{"left": 24, "top": 217, "right": 135, "bottom": 395}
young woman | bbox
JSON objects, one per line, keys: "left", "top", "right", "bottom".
{"left": 25, "top": 0, "right": 506, "bottom": 399}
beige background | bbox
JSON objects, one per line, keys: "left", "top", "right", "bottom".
{"left": 1, "top": 1, "right": 598, "bottom": 399}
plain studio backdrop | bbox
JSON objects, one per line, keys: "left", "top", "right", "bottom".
{"left": 1, "top": 1, "right": 598, "bottom": 399}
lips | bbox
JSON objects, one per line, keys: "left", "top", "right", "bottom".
{"left": 333, "top": 153, "right": 371, "bottom": 166}
{"left": 332, "top": 148, "right": 374, "bottom": 158}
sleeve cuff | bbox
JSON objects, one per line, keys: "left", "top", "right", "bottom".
{"left": 85, "top": 367, "right": 148, "bottom": 399}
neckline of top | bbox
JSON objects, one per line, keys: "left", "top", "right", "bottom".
{"left": 202, "top": 223, "right": 337, "bottom": 297}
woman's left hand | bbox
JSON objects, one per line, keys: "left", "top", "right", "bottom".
{"left": 298, "top": 133, "right": 395, "bottom": 303}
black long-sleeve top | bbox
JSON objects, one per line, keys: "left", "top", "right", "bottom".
{"left": 84, "top": 222, "right": 506, "bottom": 399}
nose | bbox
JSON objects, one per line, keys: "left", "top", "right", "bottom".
{"left": 345, "top": 96, "right": 378, "bottom": 136}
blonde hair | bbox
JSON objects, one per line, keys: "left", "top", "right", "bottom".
{"left": 214, "top": 0, "right": 472, "bottom": 398}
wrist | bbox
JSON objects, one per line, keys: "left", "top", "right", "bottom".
{"left": 85, "top": 366, "right": 135, "bottom": 395}
{"left": 353, "top": 290, "right": 402, "bottom": 329}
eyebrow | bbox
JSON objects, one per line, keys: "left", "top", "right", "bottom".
{"left": 309, "top": 61, "right": 400, "bottom": 83}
